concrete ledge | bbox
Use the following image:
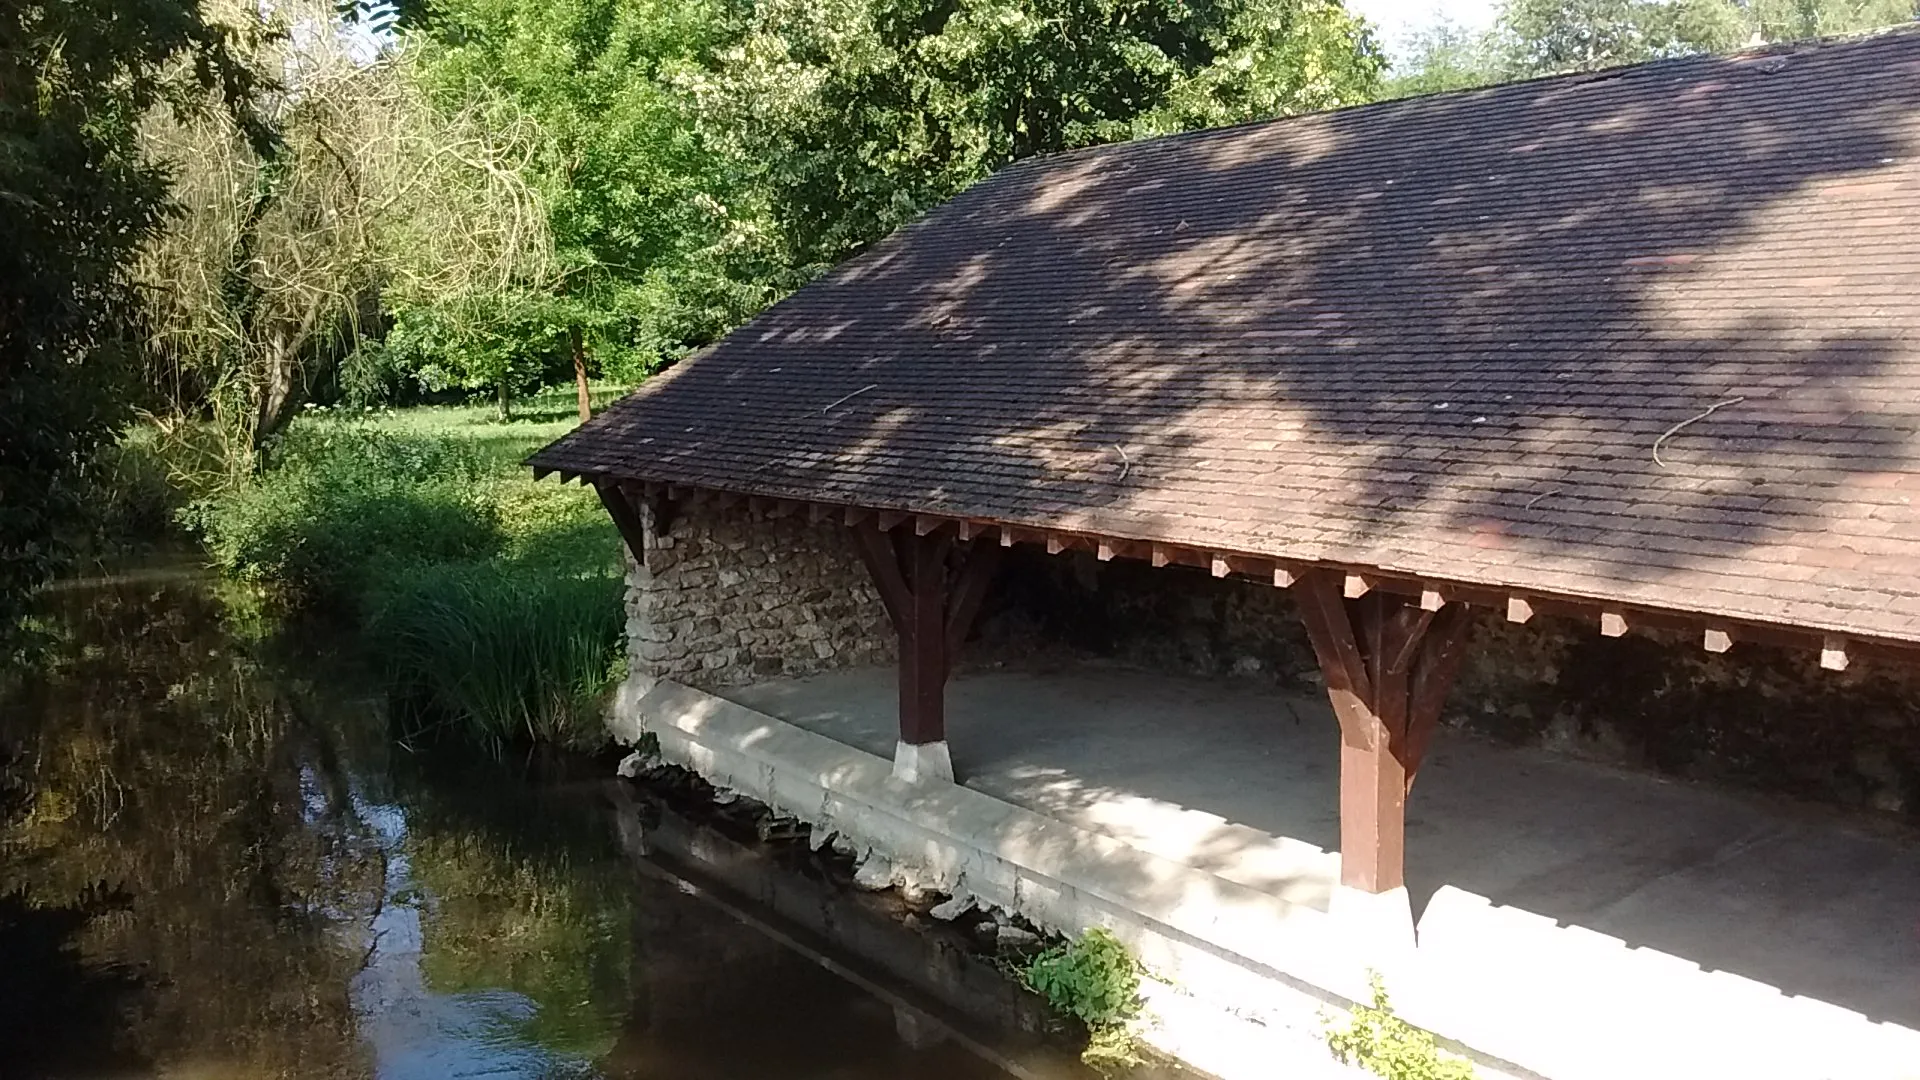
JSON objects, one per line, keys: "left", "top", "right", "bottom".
{"left": 615, "top": 677, "right": 1542, "bottom": 1079}
{"left": 617, "top": 674, "right": 1920, "bottom": 1080}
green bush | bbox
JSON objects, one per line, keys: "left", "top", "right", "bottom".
{"left": 366, "top": 560, "right": 623, "bottom": 753}
{"left": 184, "top": 425, "right": 502, "bottom": 604}
{"left": 1326, "top": 973, "right": 1476, "bottom": 1080}
{"left": 1023, "top": 927, "right": 1145, "bottom": 1075}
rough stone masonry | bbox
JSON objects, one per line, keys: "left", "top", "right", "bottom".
{"left": 624, "top": 499, "right": 893, "bottom": 688}
{"left": 625, "top": 499, "right": 1920, "bottom": 823}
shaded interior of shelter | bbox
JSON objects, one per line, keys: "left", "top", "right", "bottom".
{"left": 720, "top": 548, "right": 1920, "bottom": 1033}
{"left": 572, "top": 31, "right": 1920, "bottom": 632}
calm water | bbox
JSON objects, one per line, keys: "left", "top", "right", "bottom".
{"left": 0, "top": 569, "right": 1087, "bottom": 1080}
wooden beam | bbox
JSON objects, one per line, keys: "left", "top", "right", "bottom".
{"left": 999, "top": 525, "right": 1015, "bottom": 547}
{"left": 1704, "top": 627, "right": 1733, "bottom": 654}
{"left": 1506, "top": 596, "right": 1534, "bottom": 624}
{"left": 1344, "top": 573, "right": 1372, "bottom": 599}
{"left": 946, "top": 542, "right": 1003, "bottom": 654}
{"left": 1151, "top": 544, "right": 1172, "bottom": 568}
{"left": 1295, "top": 571, "right": 1474, "bottom": 895}
{"left": 1403, "top": 606, "right": 1473, "bottom": 781}
{"left": 1821, "top": 636, "right": 1850, "bottom": 672}
{"left": 958, "top": 520, "right": 978, "bottom": 541}
{"left": 903, "top": 531, "right": 952, "bottom": 745}
{"left": 1419, "top": 588, "right": 1445, "bottom": 612}
{"left": 1097, "top": 539, "right": 1118, "bottom": 562}
{"left": 1601, "top": 611, "right": 1629, "bottom": 637}
{"left": 1295, "top": 572, "right": 1375, "bottom": 742}
{"left": 809, "top": 502, "right": 832, "bottom": 524}
{"left": 1273, "top": 565, "right": 1296, "bottom": 588}
{"left": 848, "top": 524, "right": 1004, "bottom": 756}
{"left": 877, "top": 510, "right": 910, "bottom": 532}
{"left": 1212, "top": 554, "right": 1231, "bottom": 578}
{"left": 850, "top": 525, "right": 913, "bottom": 634}
{"left": 844, "top": 505, "right": 872, "bottom": 527}
{"left": 595, "top": 481, "right": 649, "bottom": 565}
{"left": 1047, "top": 534, "right": 1068, "bottom": 555}
{"left": 765, "top": 498, "right": 799, "bottom": 519}
{"left": 915, "top": 514, "right": 945, "bottom": 536}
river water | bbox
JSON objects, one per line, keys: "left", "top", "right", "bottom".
{"left": 0, "top": 568, "right": 1094, "bottom": 1080}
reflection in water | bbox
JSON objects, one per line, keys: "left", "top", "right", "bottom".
{"left": 0, "top": 570, "right": 1072, "bottom": 1080}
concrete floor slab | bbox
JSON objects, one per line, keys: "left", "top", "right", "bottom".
{"left": 727, "top": 662, "right": 1920, "bottom": 1032}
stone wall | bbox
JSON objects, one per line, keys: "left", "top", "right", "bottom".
{"left": 973, "top": 547, "right": 1920, "bottom": 821}
{"left": 623, "top": 499, "right": 893, "bottom": 689}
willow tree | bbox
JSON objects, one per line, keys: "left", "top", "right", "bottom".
{"left": 137, "top": 0, "right": 552, "bottom": 471}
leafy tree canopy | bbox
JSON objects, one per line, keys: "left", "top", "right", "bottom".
{"left": 1386, "top": 0, "right": 1918, "bottom": 95}
{"left": 0, "top": 0, "right": 259, "bottom": 651}
{"left": 683, "top": 0, "right": 1386, "bottom": 270}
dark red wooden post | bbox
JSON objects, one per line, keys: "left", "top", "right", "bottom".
{"left": 904, "top": 530, "right": 952, "bottom": 744}
{"left": 850, "top": 519, "right": 1000, "bottom": 764}
{"left": 1296, "top": 573, "right": 1472, "bottom": 894}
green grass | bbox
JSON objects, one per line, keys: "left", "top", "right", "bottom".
{"left": 182, "top": 383, "right": 632, "bottom": 751}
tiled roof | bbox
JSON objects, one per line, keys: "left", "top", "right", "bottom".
{"left": 532, "top": 28, "right": 1920, "bottom": 646}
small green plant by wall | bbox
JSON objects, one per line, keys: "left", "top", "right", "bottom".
{"left": 1325, "top": 972, "right": 1476, "bottom": 1080}
{"left": 1022, "top": 927, "right": 1145, "bottom": 1075}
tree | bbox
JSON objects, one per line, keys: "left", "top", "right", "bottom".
{"left": 0, "top": 0, "right": 260, "bottom": 651}
{"left": 1382, "top": 17, "right": 1506, "bottom": 96}
{"left": 404, "top": 0, "right": 782, "bottom": 402}
{"left": 137, "top": 0, "right": 551, "bottom": 466}
{"left": 683, "top": 0, "right": 1386, "bottom": 271}
{"left": 1386, "top": 0, "right": 1915, "bottom": 93}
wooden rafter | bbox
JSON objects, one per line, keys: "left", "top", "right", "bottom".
{"left": 568, "top": 477, "right": 1912, "bottom": 669}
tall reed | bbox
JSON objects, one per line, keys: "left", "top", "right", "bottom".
{"left": 366, "top": 561, "right": 622, "bottom": 753}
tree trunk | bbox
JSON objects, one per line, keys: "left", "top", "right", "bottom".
{"left": 497, "top": 379, "right": 512, "bottom": 422}
{"left": 254, "top": 334, "right": 297, "bottom": 451}
{"left": 571, "top": 326, "right": 591, "bottom": 422}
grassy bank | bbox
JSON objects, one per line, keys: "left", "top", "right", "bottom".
{"left": 180, "top": 386, "right": 630, "bottom": 751}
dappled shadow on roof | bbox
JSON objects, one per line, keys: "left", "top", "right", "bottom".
{"left": 540, "top": 29, "right": 1920, "bottom": 642}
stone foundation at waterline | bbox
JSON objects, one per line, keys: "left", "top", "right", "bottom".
{"left": 623, "top": 500, "right": 892, "bottom": 689}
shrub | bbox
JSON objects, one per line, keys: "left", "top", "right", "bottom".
{"left": 366, "top": 560, "right": 622, "bottom": 753}
{"left": 1326, "top": 973, "right": 1476, "bottom": 1080}
{"left": 184, "top": 425, "right": 501, "bottom": 604}
{"left": 1023, "top": 927, "right": 1145, "bottom": 1075}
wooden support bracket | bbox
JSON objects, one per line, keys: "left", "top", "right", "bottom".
{"left": 595, "top": 480, "right": 651, "bottom": 566}
{"left": 848, "top": 521, "right": 1003, "bottom": 749}
{"left": 1296, "top": 570, "right": 1474, "bottom": 895}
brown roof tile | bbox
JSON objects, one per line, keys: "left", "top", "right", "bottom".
{"left": 533, "top": 28, "right": 1920, "bottom": 646}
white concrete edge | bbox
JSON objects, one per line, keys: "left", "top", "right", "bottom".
{"left": 612, "top": 676, "right": 1543, "bottom": 1080}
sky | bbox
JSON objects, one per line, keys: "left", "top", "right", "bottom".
{"left": 1347, "top": 0, "right": 1500, "bottom": 61}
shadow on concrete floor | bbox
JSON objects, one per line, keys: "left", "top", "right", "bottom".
{"left": 726, "top": 662, "right": 1920, "bottom": 1030}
